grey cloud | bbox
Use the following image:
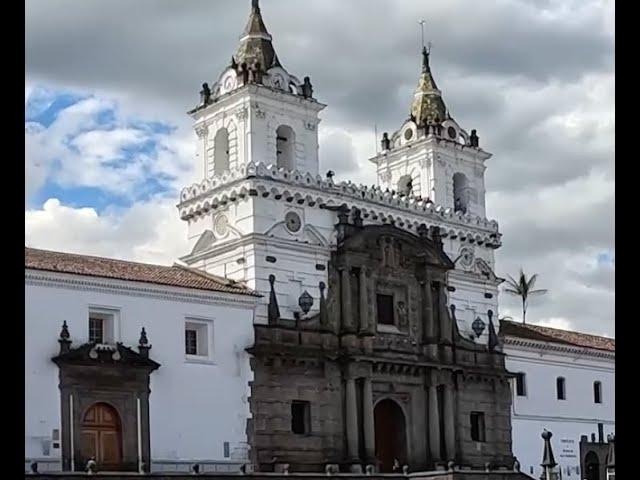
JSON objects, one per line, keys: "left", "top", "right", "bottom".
{"left": 26, "top": 0, "right": 614, "bottom": 337}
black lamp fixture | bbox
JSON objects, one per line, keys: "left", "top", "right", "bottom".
{"left": 298, "top": 291, "right": 314, "bottom": 315}
{"left": 472, "top": 316, "right": 486, "bottom": 338}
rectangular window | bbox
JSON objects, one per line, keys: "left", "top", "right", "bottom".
{"left": 556, "top": 377, "right": 566, "bottom": 400}
{"left": 515, "top": 372, "right": 527, "bottom": 397}
{"left": 89, "top": 317, "right": 104, "bottom": 344}
{"left": 88, "top": 307, "right": 118, "bottom": 344}
{"left": 184, "top": 319, "right": 212, "bottom": 360}
{"left": 376, "top": 294, "right": 394, "bottom": 325}
{"left": 223, "top": 441, "right": 230, "bottom": 458}
{"left": 291, "top": 400, "right": 311, "bottom": 435}
{"left": 594, "top": 381, "right": 602, "bottom": 404}
{"left": 185, "top": 329, "right": 198, "bottom": 355}
{"left": 470, "top": 412, "right": 486, "bottom": 442}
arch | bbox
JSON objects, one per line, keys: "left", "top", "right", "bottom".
{"left": 374, "top": 398, "right": 407, "bottom": 473}
{"left": 80, "top": 402, "right": 122, "bottom": 470}
{"left": 556, "top": 377, "right": 566, "bottom": 400}
{"left": 594, "top": 381, "right": 602, "bottom": 404}
{"left": 213, "top": 128, "right": 230, "bottom": 176}
{"left": 453, "top": 172, "right": 470, "bottom": 214}
{"left": 585, "top": 450, "right": 600, "bottom": 480}
{"left": 276, "top": 125, "right": 296, "bottom": 171}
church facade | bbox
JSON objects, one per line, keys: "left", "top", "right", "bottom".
{"left": 177, "top": 0, "right": 516, "bottom": 474}
{"left": 25, "top": 0, "right": 548, "bottom": 476}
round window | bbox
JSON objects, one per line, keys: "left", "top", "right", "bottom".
{"left": 448, "top": 127, "right": 457, "bottom": 139}
{"left": 404, "top": 129, "right": 414, "bottom": 141}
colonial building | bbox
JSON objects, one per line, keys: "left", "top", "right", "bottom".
{"left": 500, "top": 320, "right": 615, "bottom": 480}
{"left": 26, "top": 1, "right": 603, "bottom": 477}
{"left": 25, "top": 247, "right": 259, "bottom": 473}
{"left": 177, "top": 0, "right": 520, "bottom": 474}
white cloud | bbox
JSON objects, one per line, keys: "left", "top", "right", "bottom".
{"left": 26, "top": 197, "right": 188, "bottom": 265}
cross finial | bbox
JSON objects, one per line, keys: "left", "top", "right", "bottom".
{"left": 419, "top": 19, "right": 426, "bottom": 50}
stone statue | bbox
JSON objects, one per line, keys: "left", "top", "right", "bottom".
{"left": 470, "top": 129, "right": 479, "bottom": 147}
{"left": 241, "top": 63, "right": 249, "bottom": 85}
{"left": 302, "top": 76, "right": 314, "bottom": 98}
{"left": 200, "top": 82, "right": 211, "bottom": 105}
{"left": 254, "top": 62, "right": 264, "bottom": 84}
{"left": 381, "top": 132, "right": 391, "bottom": 151}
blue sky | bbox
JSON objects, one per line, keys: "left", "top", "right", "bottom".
{"left": 26, "top": 87, "right": 185, "bottom": 212}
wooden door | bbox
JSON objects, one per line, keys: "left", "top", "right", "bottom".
{"left": 374, "top": 399, "right": 407, "bottom": 473}
{"left": 80, "top": 403, "right": 122, "bottom": 471}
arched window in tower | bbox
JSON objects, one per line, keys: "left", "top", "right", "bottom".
{"left": 453, "top": 172, "right": 470, "bottom": 214}
{"left": 397, "top": 175, "right": 414, "bottom": 196}
{"left": 214, "top": 128, "right": 230, "bottom": 176}
{"left": 276, "top": 125, "right": 296, "bottom": 171}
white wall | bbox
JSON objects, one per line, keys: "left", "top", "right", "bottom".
{"left": 504, "top": 345, "right": 615, "bottom": 478}
{"left": 25, "top": 272, "right": 256, "bottom": 467}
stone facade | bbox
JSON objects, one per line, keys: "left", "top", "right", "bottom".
{"left": 247, "top": 215, "right": 515, "bottom": 473}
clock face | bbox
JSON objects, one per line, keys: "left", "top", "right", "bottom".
{"left": 222, "top": 73, "right": 236, "bottom": 93}
{"left": 285, "top": 211, "right": 302, "bottom": 233}
{"left": 404, "top": 129, "right": 413, "bottom": 141}
{"left": 214, "top": 214, "right": 229, "bottom": 237}
{"left": 459, "top": 247, "right": 475, "bottom": 268}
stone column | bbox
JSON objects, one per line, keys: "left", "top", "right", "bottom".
{"left": 363, "top": 377, "right": 375, "bottom": 462}
{"left": 428, "top": 385, "right": 441, "bottom": 462}
{"left": 422, "top": 277, "right": 434, "bottom": 341}
{"left": 345, "top": 377, "right": 360, "bottom": 461}
{"left": 443, "top": 383, "right": 456, "bottom": 461}
{"left": 359, "top": 268, "right": 369, "bottom": 334}
{"left": 439, "top": 283, "right": 452, "bottom": 342}
{"left": 340, "top": 268, "right": 353, "bottom": 332}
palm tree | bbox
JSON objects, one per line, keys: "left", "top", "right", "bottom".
{"left": 504, "top": 269, "right": 548, "bottom": 324}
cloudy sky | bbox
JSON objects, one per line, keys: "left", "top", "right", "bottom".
{"left": 25, "top": 0, "right": 614, "bottom": 337}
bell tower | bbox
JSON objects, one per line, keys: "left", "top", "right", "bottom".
{"left": 189, "top": 0, "right": 325, "bottom": 178}
{"left": 369, "top": 47, "right": 491, "bottom": 219}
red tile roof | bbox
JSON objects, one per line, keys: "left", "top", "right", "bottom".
{"left": 499, "top": 320, "right": 614, "bottom": 352}
{"left": 25, "top": 247, "right": 260, "bottom": 297}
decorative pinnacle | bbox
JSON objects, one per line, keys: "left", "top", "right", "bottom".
{"left": 139, "top": 327, "right": 149, "bottom": 346}
{"left": 59, "top": 321, "right": 70, "bottom": 340}
{"left": 252, "top": 0, "right": 259, "bottom": 10}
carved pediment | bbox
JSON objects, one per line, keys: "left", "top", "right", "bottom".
{"left": 191, "top": 230, "right": 215, "bottom": 254}
{"left": 339, "top": 225, "right": 454, "bottom": 271}
{"left": 473, "top": 258, "right": 503, "bottom": 284}
{"left": 265, "top": 222, "right": 329, "bottom": 246}
{"left": 53, "top": 343, "right": 160, "bottom": 371}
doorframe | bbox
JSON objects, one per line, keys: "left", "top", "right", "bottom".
{"left": 373, "top": 397, "right": 409, "bottom": 471}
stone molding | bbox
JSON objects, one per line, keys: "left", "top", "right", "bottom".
{"left": 178, "top": 163, "right": 501, "bottom": 248}
{"left": 502, "top": 337, "right": 615, "bottom": 361}
{"left": 25, "top": 271, "right": 259, "bottom": 309}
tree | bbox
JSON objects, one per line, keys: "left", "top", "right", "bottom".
{"left": 504, "top": 269, "right": 548, "bottom": 324}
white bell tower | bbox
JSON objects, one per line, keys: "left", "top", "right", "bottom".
{"left": 189, "top": 0, "right": 325, "bottom": 178}
{"left": 368, "top": 47, "right": 492, "bottom": 219}
{"left": 179, "top": 0, "right": 330, "bottom": 323}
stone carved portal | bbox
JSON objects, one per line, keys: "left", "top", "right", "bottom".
{"left": 80, "top": 403, "right": 122, "bottom": 470}
{"left": 53, "top": 341, "right": 160, "bottom": 472}
{"left": 374, "top": 399, "right": 407, "bottom": 472}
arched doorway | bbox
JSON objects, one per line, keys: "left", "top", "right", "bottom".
{"left": 80, "top": 403, "right": 122, "bottom": 471}
{"left": 374, "top": 399, "right": 407, "bottom": 472}
{"left": 585, "top": 451, "right": 600, "bottom": 480}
